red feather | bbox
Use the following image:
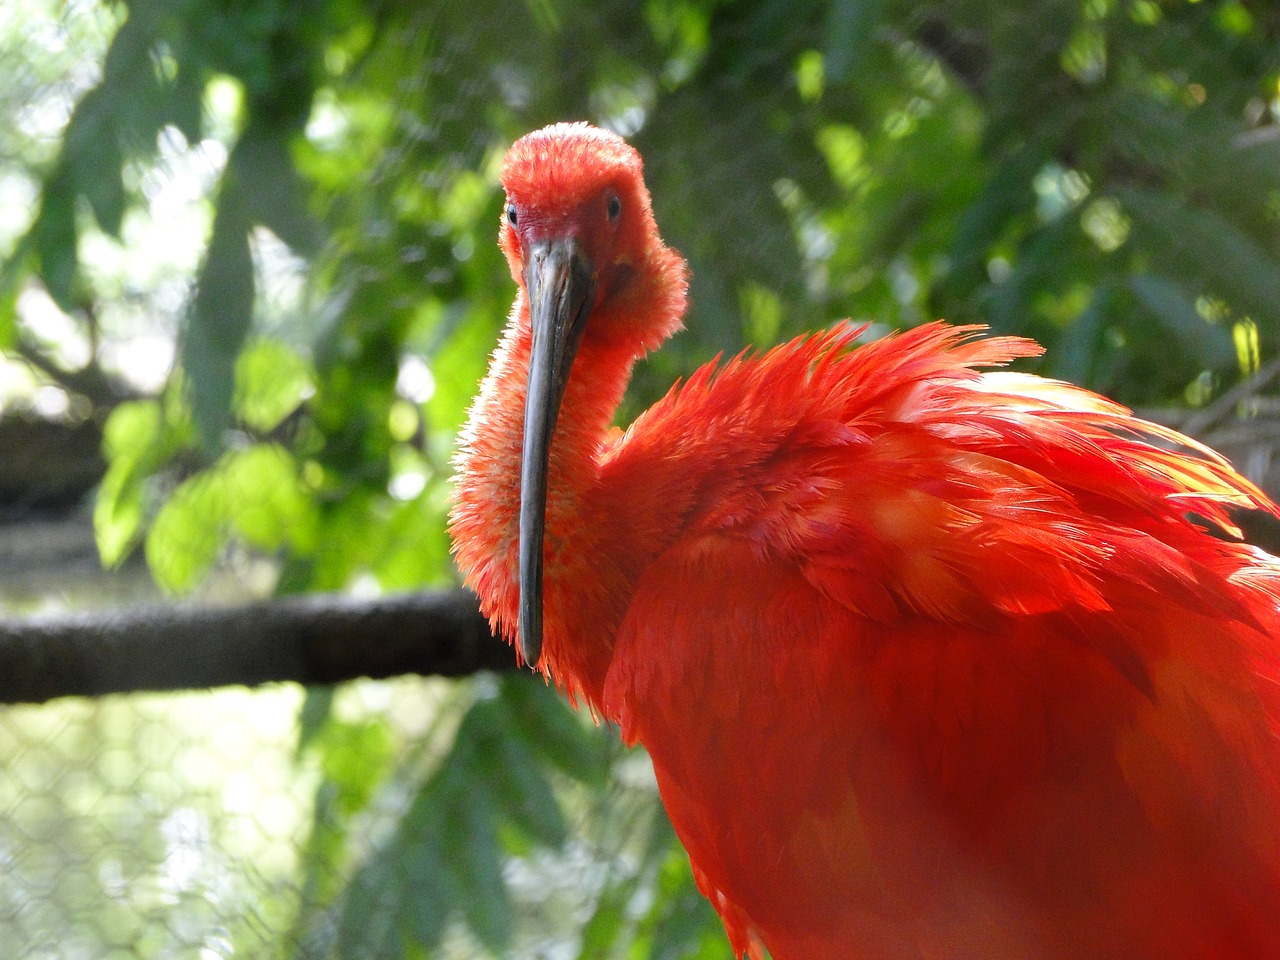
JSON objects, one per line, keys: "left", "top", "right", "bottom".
{"left": 451, "top": 124, "right": 1280, "bottom": 959}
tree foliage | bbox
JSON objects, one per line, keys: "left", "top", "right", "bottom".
{"left": 4, "top": 0, "right": 1279, "bottom": 956}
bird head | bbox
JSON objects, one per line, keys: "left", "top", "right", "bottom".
{"left": 497, "top": 122, "right": 687, "bottom": 667}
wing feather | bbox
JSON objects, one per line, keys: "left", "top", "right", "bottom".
{"left": 601, "top": 322, "right": 1280, "bottom": 959}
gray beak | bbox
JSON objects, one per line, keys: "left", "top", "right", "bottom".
{"left": 518, "top": 237, "right": 595, "bottom": 667}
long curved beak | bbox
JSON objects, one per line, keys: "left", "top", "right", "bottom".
{"left": 519, "top": 238, "right": 594, "bottom": 667}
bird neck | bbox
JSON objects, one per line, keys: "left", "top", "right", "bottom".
{"left": 453, "top": 294, "right": 639, "bottom": 707}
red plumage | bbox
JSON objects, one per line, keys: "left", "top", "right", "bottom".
{"left": 450, "top": 123, "right": 1280, "bottom": 959}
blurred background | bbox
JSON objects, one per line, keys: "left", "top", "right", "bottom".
{"left": 1, "top": 0, "right": 1278, "bottom": 957}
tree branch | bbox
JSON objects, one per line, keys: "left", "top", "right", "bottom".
{"left": 13, "top": 335, "right": 142, "bottom": 411}
{"left": 0, "top": 415, "right": 104, "bottom": 515}
{"left": 0, "top": 588, "right": 517, "bottom": 705}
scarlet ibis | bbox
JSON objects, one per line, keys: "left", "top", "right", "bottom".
{"left": 449, "top": 122, "right": 1280, "bottom": 959}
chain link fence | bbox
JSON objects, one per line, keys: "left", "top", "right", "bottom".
{"left": 0, "top": 676, "right": 517, "bottom": 960}
{"left": 4, "top": 684, "right": 310, "bottom": 958}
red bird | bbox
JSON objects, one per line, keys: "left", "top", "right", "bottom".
{"left": 449, "top": 122, "right": 1280, "bottom": 959}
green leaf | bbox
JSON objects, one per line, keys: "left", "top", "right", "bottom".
{"left": 187, "top": 175, "right": 254, "bottom": 449}
{"left": 296, "top": 686, "right": 334, "bottom": 756}
{"left": 95, "top": 419, "right": 157, "bottom": 567}
{"left": 81, "top": 139, "right": 125, "bottom": 238}
{"left": 95, "top": 467, "right": 147, "bottom": 570}
{"left": 486, "top": 719, "right": 568, "bottom": 849}
{"left": 1119, "top": 188, "right": 1280, "bottom": 326}
{"left": 234, "top": 338, "right": 313, "bottom": 432}
{"left": 1049, "top": 286, "right": 1109, "bottom": 386}
{"left": 824, "top": 0, "right": 887, "bottom": 84}
{"left": 317, "top": 717, "right": 396, "bottom": 816}
{"left": 70, "top": 88, "right": 126, "bottom": 237}
{"left": 168, "top": 62, "right": 206, "bottom": 144}
{"left": 397, "top": 812, "right": 453, "bottom": 949}
{"left": 337, "top": 853, "right": 403, "bottom": 960}
{"left": 101, "top": 401, "right": 161, "bottom": 463}
{"left": 33, "top": 167, "right": 78, "bottom": 310}
{"left": 577, "top": 884, "right": 629, "bottom": 959}
{"left": 369, "top": 482, "right": 453, "bottom": 590}
{"left": 944, "top": 140, "right": 1050, "bottom": 299}
{"left": 501, "top": 676, "right": 612, "bottom": 786}
{"left": 143, "top": 443, "right": 315, "bottom": 592}
{"left": 984, "top": 217, "right": 1075, "bottom": 333}
{"left": 223, "top": 443, "right": 318, "bottom": 553}
{"left": 427, "top": 307, "right": 500, "bottom": 441}
{"left": 235, "top": 128, "right": 324, "bottom": 256}
{"left": 442, "top": 779, "right": 510, "bottom": 953}
{"left": 307, "top": 490, "right": 385, "bottom": 591}
{"left": 1129, "top": 275, "right": 1236, "bottom": 368}
{"left": 94, "top": 398, "right": 191, "bottom": 568}
{"left": 145, "top": 470, "right": 224, "bottom": 593}
{"left": 0, "top": 234, "right": 33, "bottom": 350}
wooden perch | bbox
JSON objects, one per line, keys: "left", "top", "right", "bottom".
{"left": 0, "top": 589, "right": 516, "bottom": 705}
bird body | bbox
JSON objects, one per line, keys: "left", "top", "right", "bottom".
{"left": 450, "top": 123, "right": 1280, "bottom": 959}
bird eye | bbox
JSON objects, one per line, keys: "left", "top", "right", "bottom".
{"left": 606, "top": 193, "right": 622, "bottom": 222}
{"left": 506, "top": 204, "right": 518, "bottom": 227}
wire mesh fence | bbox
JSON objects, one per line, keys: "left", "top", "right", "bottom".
{"left": 2, "top": 684, "right": 316, "bottom": 959}
{"left": 0, "top": 667, "right": 680, "bottom": 960}
{"left": 1, "top": 678, "right": 506, "bottom": 960}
